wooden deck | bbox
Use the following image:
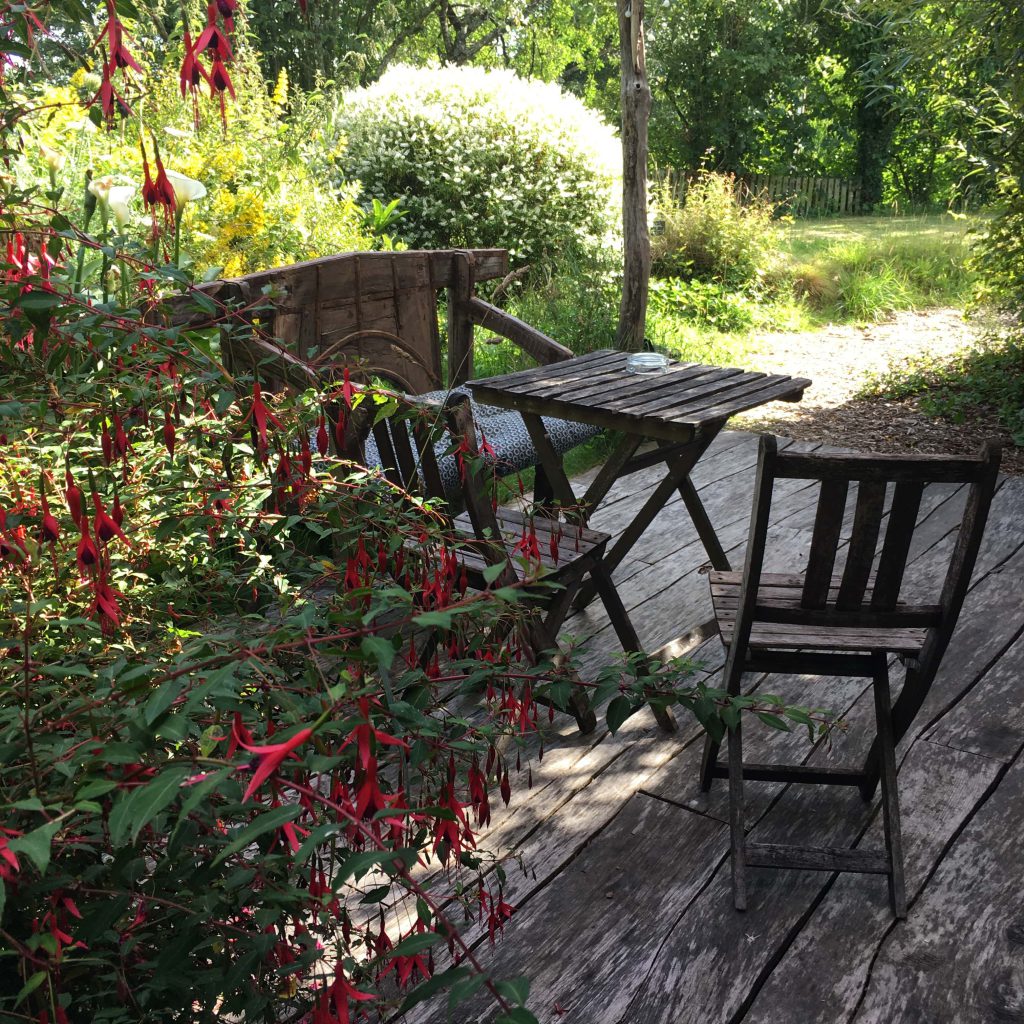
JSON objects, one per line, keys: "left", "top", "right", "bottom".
{"left": 410, "top": 430, "right": 1024, "bottom": 1024}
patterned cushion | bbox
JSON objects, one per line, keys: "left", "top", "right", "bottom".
{"left": 366, "top": 386, "right": 602, "bottom": 496}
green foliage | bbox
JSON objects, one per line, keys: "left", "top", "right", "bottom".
{"left": 859, "top": 333, "right": 1024, "bottom": 443}
{"left": 20, "top": 52, "right": 375, "bottom": 278}
{"left": 650, "top": 173, "right": 782, "bottom": 291}
{"left": 648, "top": 278, "right": 756, "bottom": 333}
{"left": 336, "top": 64, "right": 621, "bottom": 270}
{"left": 776, "top": 215, "right": 977, "bottom": 322}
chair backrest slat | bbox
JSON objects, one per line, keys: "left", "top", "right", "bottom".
{"left": 802, "top": 479, "right": 849, "bottom": 608}
{"left": 836, "top": 481, "right": 886, "bottom": 610}
{"left": 410, "top": 412, "right": 447, "bottom": 501}
{"left": 371, "top": 420, "right": 404, "bottom": 490}
{"left": 745, "top": 440, "right": 1002, "bottom": 641}
{"left": 871, "top": 480, "right": 924, "bottom": 610}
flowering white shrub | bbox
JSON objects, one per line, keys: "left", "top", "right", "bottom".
{"left": 338, "top": 64, "right": 621, "bottom": 269}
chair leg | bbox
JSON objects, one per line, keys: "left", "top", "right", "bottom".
{"left": 727, "top": 717, "right": 747, "bottom": 911}
{"left": 700, "top": 732, "right": 720, "bottom": 792}
{"left": 871, "top": 656, "right": 908, "bottom": 920}
{"left": 589, "top": 558, "right": 677, "bottom": 733}
{"left": 524, "top": 618, "right": 597, "bottom": 734}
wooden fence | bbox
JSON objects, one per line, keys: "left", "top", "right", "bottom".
{"left": 654, "top": 168, "right": 865, "bottom": 217}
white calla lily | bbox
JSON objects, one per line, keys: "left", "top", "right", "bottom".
{"left": 165, "top": 170, "right": 207, "bottom": 204}
{"left": 107, "top": 185, "right": 135, "bottom": 230}
{"left": 88, "top": 175, "right": 116, "bottom": 207}
{"left": 40, "top": 143, "right": 66, "bottom": 174}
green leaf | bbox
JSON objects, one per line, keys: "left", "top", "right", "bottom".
{"left": 413, "top": 610, "right": 453, "bottom": 629}
{"left": 213, "top": 805, "right": 302, "bottom": 866}
{"left": 605, "top": 695, "right": 633, "bottom": 735}
{"left": 390, "top": 931, "right": 443, "bottom": 957}
{"left": 756, "top": 712, "right": 791, "bottom": 732}
{"left": 482, "top": 560, "right": 508, "bottom": 584}
{"left": 15, "top": 971, "right": 46, "bottom": 1006}
{"left": 361, "top": 634, "right": 396, "bottom": 672}
{"left": 9, "top": 820, "right": 61, "bottom": 875}
{"left": 496, "top": 976, "right": 531, "bottom": 1006}
{"left": 144, "top": 677, "right": 181, "bottom": 725}
{"left": 337, "top": 847, "right": 416, "bottom": 883}
{"left": 398, "top": 966, "right": 473, "bottom": 1013}
{"left": 448, "top": 972, "right": 487, "bottom": 1009}
{"left": 0, "top": 878, "right": 5, "bottom": 925}
{"left": 109, "top": 766, "right": 191, "bottom": 846}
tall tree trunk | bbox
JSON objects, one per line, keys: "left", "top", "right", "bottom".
{"left": 616, "top": 0, "right": 651, "bottom": 352}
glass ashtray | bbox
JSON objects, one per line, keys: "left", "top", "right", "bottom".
{"left": 625, "top": 351, "right": 670, "bottom": 374}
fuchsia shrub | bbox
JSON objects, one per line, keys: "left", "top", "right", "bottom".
{"left": 0, "top": 4, "right": 822, "bottom": 1021}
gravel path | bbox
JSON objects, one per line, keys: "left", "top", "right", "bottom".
{"left": 735, "top": 307, "right": 1023, "bottom": 473}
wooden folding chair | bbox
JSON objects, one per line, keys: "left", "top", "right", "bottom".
{"left": 700, "top": 435, "right": 1001, "bottom": 918}
{"left": 349, "top": 392, "right": 676, "bottom": 735}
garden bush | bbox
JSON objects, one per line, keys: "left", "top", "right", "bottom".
{"left": 335, "top": 64, "right": 621, "bottom": 270}
{"left": 649, "top": 172, "right": 782, "bottom": 290}
{"left": 21, "top": 51, "right": 375, "bottom": 278}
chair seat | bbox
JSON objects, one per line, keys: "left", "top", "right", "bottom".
{"left": 369, "top": 386, "right": 602, "bottom": 496}
{"left": 709, "top": 571, "right": 929, "bottom": 655}
{"left": 452, "top": 507, "right": 609, "bottom": 581}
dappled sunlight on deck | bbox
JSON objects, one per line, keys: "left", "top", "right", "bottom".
{"left": 407, "top": 430, "right": 1024, "bottom": 1024}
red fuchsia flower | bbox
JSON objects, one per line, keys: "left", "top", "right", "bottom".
{"left": 312, "top": 966, "right": 375, "bottom": 1024}
{"left": 101, "top": 422, "right": 113, "bottom": 465}
{"left": 113, "top": 412, "right": 129, "bottom": 458}
{"left": 76, "top": 514, "right": 100, "bottom": 575}
{"left": 92, "top": 491, "right": 129, "bottom": 546}
{"left": 98, "top": 0, "right": 142, "bottom": 73}
{"left": 196, "top": 2, "right": 233, "bottom": 60}
{"left": 316, "top": 415, "right": 329, "bottom": 456}
{"left": 162, "top": 408, "right": 176, "bottom": 457}
{"left": 39, "top": 486, "right": 60, "bottom": 544}
{"left": 0, "top": 827, "right": 21, "bottom": 882}
{"left": 64, "top": 471, "right": 83, "bottom": 524}
{"left": 179, "top": 22, "right": 212, "bottom": 112}
{"left": 139, "top": 135, "right": 176, "bottom": 233}
{"left": 111, "top": 489, "right": 124, "bottom": 528}
{"left": 90, "top": 566, "right": 122, "bottom": 633}
{"left": 231, "top": 720, "right": 314, "bottom": 803}
{"left": 245, "top": 381, "right": 282, "bottom": 453}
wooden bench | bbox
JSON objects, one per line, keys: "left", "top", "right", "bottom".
{"left": 173, "top": 248, "right": 602, "bottom": 493}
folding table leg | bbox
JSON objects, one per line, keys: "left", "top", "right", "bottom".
{"left": 871, "top": 655, "right": 907, "bottom": 919}
{"left": 588, "top": 558, "right": 677, "bottom": 732}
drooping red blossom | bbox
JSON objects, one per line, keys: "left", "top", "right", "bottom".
{"left": 196, "top": 2, "right": 233, "bottom": 59}
{"left": 92, "top": 492, "right": 128, "bottom": 546}
{"left": 316, "top": 415, "right": 329, "bottom": 456}
{"left": 64, "top": 471, "right": 84, "bottom": 524}
{"left": 245, "top": 381, "right": 282, "bottom": 453}
{"left": 90, "top": 565, "right": 123, "bottom": 632}
{"left": 179, "top": 22, "right": 212, "bottom": 121}
{"left": 39, "top": 488, "right": 60, "bottom": 544}
{"left": 162, "top": 408, "right": 176, "bottom": 457}
{"left": 208, "top": 55, "right": 236, "bottom": 123}
{"left": 311, "top": 966, "right": 375, "bottom": 1024}
{"left": 231, "top": 720, "right": 314, "bottom": 802}
{"left": 76, "top": 515, "right": 99, "bottom": 574}
{"left": 98, "top": 0, "right": 142, "bottom": 73}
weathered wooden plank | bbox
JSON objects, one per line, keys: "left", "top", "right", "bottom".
{"left": 927, "top": 627, "right": 1024, "bottom": 763}
{"left": 848, "top": 751, "right": 1024, "bottom": 1024}
{"left": 615, "top": 710, "right": 1001, "bottom": 1024}
{"left": 740, "top": 739, "right": 1002, "bottom": 1024}
{"left": 410, "top": 794, "right": 727, "bottom": 1024}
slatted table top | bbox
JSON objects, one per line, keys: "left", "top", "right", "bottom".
{"left": 468, "top": 349, "right": 811, "bottom": 444}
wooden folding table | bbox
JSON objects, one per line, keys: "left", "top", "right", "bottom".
{"left": 468, "top": 349, "right": 810, "bottom": 609}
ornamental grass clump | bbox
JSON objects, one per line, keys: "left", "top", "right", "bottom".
{"left": 336, "top": 64, "right": 621, "bottom": 271}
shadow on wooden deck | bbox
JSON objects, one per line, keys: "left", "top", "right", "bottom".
{"left": 407, "top": 431, "right": 1024, "bottom": 1024}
